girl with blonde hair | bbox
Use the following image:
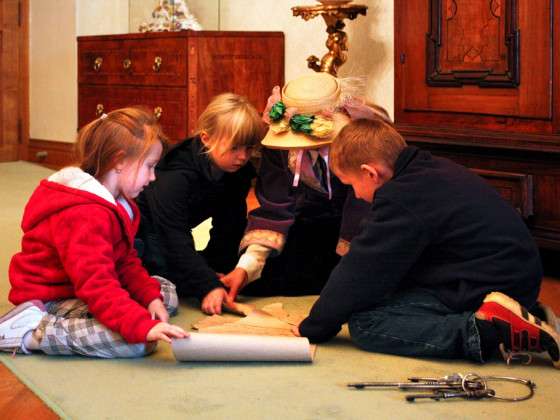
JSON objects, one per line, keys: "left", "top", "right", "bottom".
{"left": 136, "top": 93, "right": 263, "bottom": 314}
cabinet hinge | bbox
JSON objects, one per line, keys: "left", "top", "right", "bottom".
{"left": 18, "top": 1, "right": 22, "bottom": 27}
{"left": 400, "top": 53, "right": 406, "bottom": 64}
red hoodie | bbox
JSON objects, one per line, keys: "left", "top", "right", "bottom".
{"left": 9, "top": 167, "right": 162, "bottom": 343}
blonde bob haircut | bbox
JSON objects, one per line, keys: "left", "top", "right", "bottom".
{"left": 330, "top": 118, "right": 407, "bottom": 175}
{"left": 195, "top": 93, "right": 264, "bottom": 154}
{"left": 75, "top": 107, "right": 168, "bottom": 179}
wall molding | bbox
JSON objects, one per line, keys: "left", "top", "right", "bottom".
{"left": 27, "top": 138, "right": 76, "bottom": 169}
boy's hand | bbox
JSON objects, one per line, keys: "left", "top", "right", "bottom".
{"left": 146, "top": 322, "right": 189, "bottom": 343}
{"left": 147, "top": 298, "right": 169, "bottom": 323}
{"left": 220, "top": 267, "right": 248, "bottom": 302}
{"left": 292, "top": 323, "right": 302, "bottom": 337}
{"left": 201, "top": 287, "right": 228, "bottom": 315}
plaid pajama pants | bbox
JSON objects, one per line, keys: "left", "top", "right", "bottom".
{"left": 35, "top": 276, "right": 179, "bottom": 358}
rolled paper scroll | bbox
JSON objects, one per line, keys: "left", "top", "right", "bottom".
{"left": 172, "top": 333, "right": 315, "bottom": 362}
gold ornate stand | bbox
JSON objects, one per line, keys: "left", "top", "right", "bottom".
{"left": 292, "top": 3, "right": 367, "bottom": 76}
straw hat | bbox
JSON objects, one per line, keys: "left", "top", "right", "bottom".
{"left": 261, "top": 72, "right": 350, "bottom": 150}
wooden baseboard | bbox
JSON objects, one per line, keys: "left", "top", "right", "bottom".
{"left": 27, "top": 138, "right": 75, "bottom": 170}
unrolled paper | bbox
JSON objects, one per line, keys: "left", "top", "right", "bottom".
{"left": 172, "top": 332, "right": 315, "bottom": 362}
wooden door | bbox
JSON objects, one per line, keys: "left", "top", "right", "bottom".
{"left": 0, "top": 0, "right": 27, "bottom": 162}
{"left": 395, "top": 0, "right": 555, "bottom": 136}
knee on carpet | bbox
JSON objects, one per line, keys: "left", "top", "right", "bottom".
{"left": 348, "top": 311, "right": 387, "bottom": 351}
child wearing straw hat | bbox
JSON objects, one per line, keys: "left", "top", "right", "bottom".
{"left": 220, "top": 72, "right": 390, "bottom": 302}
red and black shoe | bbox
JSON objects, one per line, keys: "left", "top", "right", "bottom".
{"left": 532, "top": 301, "right": 559, "bottom": 332}
{"left": 475, "top": 292, "right": 560, "bottom": 369}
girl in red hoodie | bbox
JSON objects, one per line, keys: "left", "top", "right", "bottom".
{"left": 0, "top": 107, "right": 188, "bottom": 358}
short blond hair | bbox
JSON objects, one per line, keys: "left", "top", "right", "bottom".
{"left": 330, "top": 118, "right": 406, "bottom": 175}
{"left": 196, "top": 93, "right": 264, "bottom": 153}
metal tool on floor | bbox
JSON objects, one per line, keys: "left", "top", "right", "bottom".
{"left": 347, "top": 372, "right": 535, "bottom": 402}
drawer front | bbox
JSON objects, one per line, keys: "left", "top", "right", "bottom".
{"left": 470, "top": 168, "right": 534, "bottom": 219}
{"left": 78, "top": 85, "right": 188, "bottom": 142}
{"left": 125, "top": 38, "right": 187, "bottom": 86}
{"left": 78, "top": 38, "right": 187, "bottom": 86}
{"left": 78, "top": 40, "right": 130, "bottom": 85}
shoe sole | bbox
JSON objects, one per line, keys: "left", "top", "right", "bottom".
{"left": 476, "top": 292, "right": 560, "bottom": 368}
{"left": 0, "top": 300, "right": 46, "bottom": 324}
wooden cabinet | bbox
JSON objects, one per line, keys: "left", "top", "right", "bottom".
{"left": 395, "top": 0, "right": 560, "bottom": 249}
{"left": 77, "top": 31, "right": 284, "bottom": 142}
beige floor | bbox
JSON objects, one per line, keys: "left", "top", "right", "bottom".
{"left": 1, "top": 161, "right": 559, "bottom": 419}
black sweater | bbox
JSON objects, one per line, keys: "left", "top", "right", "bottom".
{"left": 136, "top": 137, "right": 255, "bottom": 300}
{"left": 299, "top": 146, "right": 542, "bottom": 343}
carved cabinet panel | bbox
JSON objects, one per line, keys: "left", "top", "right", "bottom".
{"left": 427, "top": 0, "right": 520, "bottom": 88}
{"left": 395, "top": 0, "right": 560, "bottom": 249}
{"left": 78, "top": 31, "right": 284, "bottom": 142}
{"left": 398, "top": 0, "right": 552, "bottom": 123}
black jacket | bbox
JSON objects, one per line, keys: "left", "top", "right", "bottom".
{"left": 299, "top": 146, "right": 542, "bottom": 342}
{"left": 136, "top": 137, "right": 255, "bottom": 300}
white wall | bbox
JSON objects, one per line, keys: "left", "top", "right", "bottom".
{"left": 76, "top": 0, "right": 129, "bottom": 36}
{"left": 30, "top": 0, "right": 394, "bottom": 143}
{"left": 343, "top": 0, "right": 394, "bottom": 114}
{"left": 29, "top": 0, "right": 128, "bottom": 143}
{"left": 29, "top": 0, "right": 77, "bottom": 142}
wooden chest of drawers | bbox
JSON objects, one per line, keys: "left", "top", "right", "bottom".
{"left": 77, "top": 31, "right": 284, "bottom": 141}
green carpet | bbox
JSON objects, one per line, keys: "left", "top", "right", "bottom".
{"left": 1, "top": 161, "right": 559, "bottom": 419}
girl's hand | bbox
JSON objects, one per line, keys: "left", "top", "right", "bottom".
{"left": 146, "top": 322, "right": 189, "bottom": 343}
{"left": 291, "top": 323, "right": 301, "bottom": 337}
{"left": 262, "top": 86, "right": 282, "bottom": 124}
{"left": 263, "top": 85, "right": 298, "bottom": 125}
{"left": 147, "top": 298, "right": 169, "bottom": 323}
{"left": 220, "top": 268, "right": 248, "bottom": 303}
{"left": 201, "top": 287, "right": 228, "bottom": 315}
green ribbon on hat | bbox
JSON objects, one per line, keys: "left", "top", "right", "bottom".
{"left": 269, "top": 101, "right": 286, "bottom": 122}
{"left": 268, "top": 101, "right": 334, "bottom": 139}
{"left": 289, "top": 114, "right": 314, "bottom": 134}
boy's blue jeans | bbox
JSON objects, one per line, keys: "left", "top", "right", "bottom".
{"left": 348, "top": 289, "right": 484, "bottom": 363}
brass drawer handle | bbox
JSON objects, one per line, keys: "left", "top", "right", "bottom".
{"left": 154, "top": 106, "right": 163, "bottom": 120}
{"left": 96, "top": 103, "right": 105, "bottom": 117}
{"left": 123, "top": 58, "right": 132, "bottom": 70}
{"left": 153, "top": 56, "right": 162, "bottom": 72}
{"left": 93, "top": 57, "right": 103, "bottom": 72}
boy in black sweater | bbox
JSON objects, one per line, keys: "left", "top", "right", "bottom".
{"left": 296, "top": 118, "right": 560, "bottom": 368}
